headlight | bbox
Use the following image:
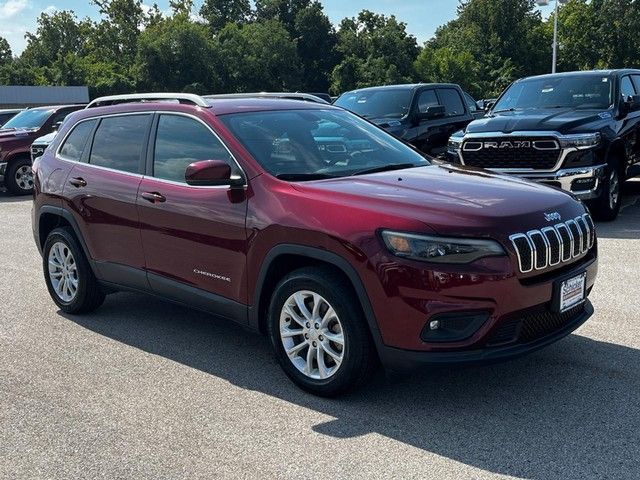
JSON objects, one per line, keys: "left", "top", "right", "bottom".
{"left": 447, "top": 132, "right": 464, "bottom": 151}
{"left": 558, "top": 133, "right": 601, "bottom": 149}
{"left": 381, "top": 231, "right": 506, "bottom": 264}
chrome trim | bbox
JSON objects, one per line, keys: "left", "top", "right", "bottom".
{"left": 509, "top": 214, "right": 594, "bottom": 273}
{"left": 532, "top": 139, "right": 560, "bottom": 151}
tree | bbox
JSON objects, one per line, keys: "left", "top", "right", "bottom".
{"left": 331, "top": 10, "right": 418, "bottom": 93}
{"left": 137, "top": 13, "right": 221, "bottom": 93}
{"left": 217, "top": 20, "right": 301, "bottom": 92}
{"left": 91, "top": 0, "right": 145, "bottom": 64}
{"left": 0, "top": 37, "right": 11, "bottom": 65}
{"left": 200, "top": 0, "right": 251, "bottom": 30}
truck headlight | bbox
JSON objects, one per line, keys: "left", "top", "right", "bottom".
{"left": 447, "top": 132, "right": 464, "bottom": 151}
{"left": 381, "top": 231, "right": 506, "bottom": 264}
{"left": 559, "top": 133, "right": 601, "bottom": 149}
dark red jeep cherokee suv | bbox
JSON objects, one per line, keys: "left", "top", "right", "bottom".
{"left": 32, "top": 93, "right": 598, "bottom": 396}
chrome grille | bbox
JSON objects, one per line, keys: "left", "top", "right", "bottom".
{"left": 509, "top": 214, "right": 595, "bottom": 273}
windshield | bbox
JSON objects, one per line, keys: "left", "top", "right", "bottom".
{"left": 219, "top": 109, "right": 429, "bottom": 180}
{"left": 1, "top": 109, "right": 53, "bottom": 130}
{"left": 493, "top": 75, "right": 613, "bottom": 111}
{"left": 334, "top": 89, "right": 413, "bottom": 119}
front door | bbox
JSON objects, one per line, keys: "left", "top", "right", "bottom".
{"left": 136, "top": 113, "right": 248, "bottom": 314}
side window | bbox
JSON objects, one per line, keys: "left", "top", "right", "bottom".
{"left": 59, "top": 119, "right": 97, "bottom": 161}
{"left": 153, "top": 114, "right": 233, "bottom": 183}
{"left": 417, "top": 90, "right": 438, "bottom": 112}
{"left": 89, "top": 115, "right": 150, "bottom": 173}
{"left": 632, "top": 75, "right": 640, "bottom": 96}
{"left": 464, "top": 92, "right": 478, "bottom": 112}
{"left": 437, "top": 88, "right": 465, "bottom": 116}
{"left": 620, "top": 76, "right": 636, "bottom": 101}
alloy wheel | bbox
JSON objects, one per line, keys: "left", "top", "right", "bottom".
{"left": 15, "top": 165, "right": 34, "bottom": 192}
{"left": 279, "top": 290, "right": 345, "bottom": 380}
{"left": 48, "top": 241, "right": 79, "bottom": 302}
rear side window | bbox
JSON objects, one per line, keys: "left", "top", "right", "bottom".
{"left": 620, "top": 76, "right": 635, "bottom": 100}
{"left": 417, "top": 90, "right": 438, "bottom": 113}
{"left": 89, "top": 115, "right": 151, "bottom": 173}
{"left": 59, "top": 119, "right": 97, "bottom": 161}
{"left": 153, "top": 114, "right": 233, "bottom": 183}
{"left": 437, "top": 88, "right": 465, "bottom": 116}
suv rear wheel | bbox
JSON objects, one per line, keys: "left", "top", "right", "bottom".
{"left": 590, "top": 158, "right": 622, "bottom": 221}
{"left": 5, "top": 158, "right": 34, "bottom": 195}
{"left": 43, "top": 227, "right": 105, "bottom": 313}
{"left": 267, "top": 267, "right": 377, "bottom": 396}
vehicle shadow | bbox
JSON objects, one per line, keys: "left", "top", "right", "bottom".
{"left": 0, "top": 189, "right": 32, "bottom": 203}
{"left": 64, "top": 294, "right": 640, "bottom": 479}
{"left": 595, "top": 179, "right": 640, "bottom": 239}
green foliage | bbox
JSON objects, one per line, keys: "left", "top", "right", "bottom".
{"left": 4, "top": 0, "right": 640, "bottom": 100}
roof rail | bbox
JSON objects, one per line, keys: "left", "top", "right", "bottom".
{"left": 86, "top": 93, "right": 210, "bottom": 109}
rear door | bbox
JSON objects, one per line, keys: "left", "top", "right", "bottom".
{"left": 63, "top": 113, "right": 151, "bottom": 286}
{"left": 136, "top": 112, "right": 248, "bottom": 312}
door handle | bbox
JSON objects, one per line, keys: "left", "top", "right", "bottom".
{"left": 141, "top": 191, "right": 166, "bottom": 203}
{"left": 68, "top": 177, "right": 87, "bottom": 188}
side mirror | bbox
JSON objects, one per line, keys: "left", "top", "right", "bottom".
{"left": 628, "top": 95, "right": 640, "bottom": 112}
{"left": 484, "top": 101, "right": 495, "bottom": 112}
{"left": 418, "top": 105, "right": 446, "bottom": 120}
{"left": 185, "top": 160, "right": 244, "bottom": 187}
{"left": 52, "top": 121, "right": 63, "bottom": 131}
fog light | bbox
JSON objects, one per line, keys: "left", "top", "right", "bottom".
{"left": 420, "top": 311, "right": 490, "bottom": 343}
{"left": 571, "top": 178, "right": 596, "bottom": 191}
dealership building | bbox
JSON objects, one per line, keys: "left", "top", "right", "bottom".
{"left": 0, "top": 86, "right": 89, "bottom": 108}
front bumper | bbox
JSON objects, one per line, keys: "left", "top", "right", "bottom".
{"left": 0, "top": 161, "right": 6, "bottom": 184}
{"left": 514, "top": 164, "right": 606, "bottom": 200}
{"left": 378, "top": 300, "right": 593, "bottom": 370}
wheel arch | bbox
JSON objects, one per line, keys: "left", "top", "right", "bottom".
{"left": 250, "top": 244, "right": 384, "bottom": 349}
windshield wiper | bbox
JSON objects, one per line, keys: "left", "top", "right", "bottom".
{"left": 276, "top": 173, "right": 337, "bottom": 181}
{"left": 352, "top": 163, "right": 419, "bottom": 176}
{"left": 491, "top": 108, "right": 519, "bottom": 114}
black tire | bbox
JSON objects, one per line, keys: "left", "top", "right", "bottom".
{"left": 267, "top": 267, "right": 377, "bottom": 396}
{"left": 4, "top": 157, "right": 34, "bottom": 195}
{"left": 589, "top": 158, "right": 622, "bottom": 221}
{"left": 43, "top": 227, "right": 105, "bottom": 314}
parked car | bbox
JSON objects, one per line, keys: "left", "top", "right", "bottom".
{"left": 0, "top": 104, "right": 85, "bottom": 195}
{"left": 0, "top": 108, "right": 23, "bottom": 127}
{"left": 33, "top": 93, "right": 597, "bottom": 396}
{"left": 30, "top": 132, "right": 57, "bottom": 163}
{"left": 334, "top": 83, "right": 481, "bottom": 158}
{"left": 447, "top": 69, "right": 640, "bottom": 220}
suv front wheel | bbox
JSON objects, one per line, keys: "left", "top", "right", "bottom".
{"left": 267, "top": 267, "right": 377, "bottom": 396}
{"left": 43, "top": 227, "right": 105, "bottom": 313}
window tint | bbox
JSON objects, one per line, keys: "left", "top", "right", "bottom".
{"left": 153, "top": 115, "right": 232, "bottom": 183}
{"left": 437, "top": 88, "right": 465, "bottom": 116}
{"left": 59, "top": 119, "right": 97, "bottom": 161}
{"left": 621, "top": 76, "right": 636, "bottom": 100}
{"left": 417, "top": 90, "right": 438, "bottom": 112}
{"left": 464, "top": 92, "right": 478, "bottom": 112}
{"left": 633, "top": 75, "right": 640, "bottom": 95}
{"left": 0, "top": 113, "right": 15, "bottom": 126}
{"left": 89, "top": 115, "right": 150, "bottom": 173}
{"left": 334, "top": 89, "right": 412, "bottom": 119}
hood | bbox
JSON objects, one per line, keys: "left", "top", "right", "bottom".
{"left": 466, "top": 108, "right": 611, "bottom": 135}
{"left": 33, "top": 132, "right": 57, "bottom": 145}
{"left": 292, "top": 165, "right": 586, "bottom": 239}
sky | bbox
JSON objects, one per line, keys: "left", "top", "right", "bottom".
{"left": 0, "top": 0, "right": 557, "bottom": 56}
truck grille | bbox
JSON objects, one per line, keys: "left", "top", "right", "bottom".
{"left": 461, "top": 137, "right": 560, "bottom": 170}
{"left": 509, "top": 213, "right": 595, "bottom": 273}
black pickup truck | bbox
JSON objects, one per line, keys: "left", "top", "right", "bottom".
{"left": 334, "top": 83, "right": 483, "bottom": 158}
{"left": 448, "top": 70, "right": 640, "bottom": 220}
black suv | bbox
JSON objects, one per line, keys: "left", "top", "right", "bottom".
{"left": 334, "top": 84, "right": 482, "bottom": 158}
{"left": 448, "top": 70, "right": 640, "bottom": 220}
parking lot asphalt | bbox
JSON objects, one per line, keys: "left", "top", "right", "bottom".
{"left": 1, "top": 184, "right": 639, "bottom": 480}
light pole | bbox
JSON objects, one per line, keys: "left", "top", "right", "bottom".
{"left": 535, "top": 0, "right": 568, "bottom": 74}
